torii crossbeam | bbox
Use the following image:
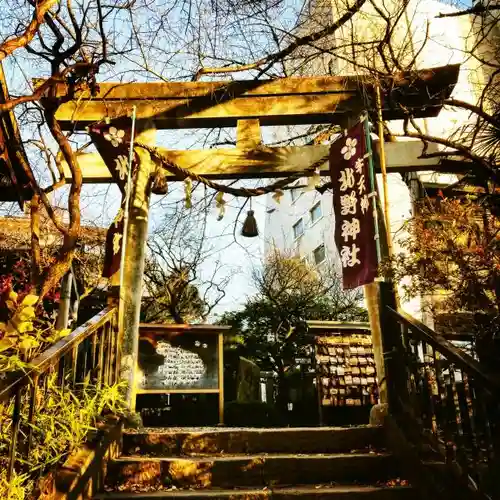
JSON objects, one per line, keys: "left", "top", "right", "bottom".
{"left": 50, "top": 65, "right": 458, "bottom": 130}
{"left": 48, "top": 64, "right": 464, "bottom": 182}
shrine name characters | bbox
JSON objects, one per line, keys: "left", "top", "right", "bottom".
{"left": 338, "top": 156, "right": 370, "bottom": 267}
{"left": 330, "top": 121, "right": 378, "bottom": 289}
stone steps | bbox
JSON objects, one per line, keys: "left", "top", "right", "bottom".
{"left": 96, "top": 484, "right": 416, "bottom": 499}
{"left": 98, "top": 426, "right": 415, "bottom": 499}
{"left": 105, "top": 453, "right": 398, "bottom": 491}
{"left": 121, "top": 426, "right": 383, "bottom": 457}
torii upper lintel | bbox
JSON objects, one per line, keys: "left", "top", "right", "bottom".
{"left": 48, "top": 64, "right": 460, "bottom": 131}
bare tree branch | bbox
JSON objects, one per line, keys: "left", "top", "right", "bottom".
{"left": 193, "top": 0, "right": 367, "bottom": 79}
{"left": 0, "top": 0, "right": 59, "bottom": 62}
{"left": 436, "top": 4, "right": 500, "bottom": 19}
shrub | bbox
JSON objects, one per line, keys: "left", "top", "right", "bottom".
{"left": 0, "top": 375, "right": 126, "bottom": 499}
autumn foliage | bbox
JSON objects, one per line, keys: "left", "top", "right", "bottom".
{"left": 388, "top": 195, "right": 500, "bottom": 363}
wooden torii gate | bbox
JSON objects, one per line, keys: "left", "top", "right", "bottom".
{"left": 50, "top": 64, "right": 460, "bottom": 411}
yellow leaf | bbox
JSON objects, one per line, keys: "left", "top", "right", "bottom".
{"left": 16, "top": 321, "right": 34, "bottom": 333}
{"left": 184, "top": 178, "right": 193, "bottom": 209}
{"left": 21, "top": 294, "right": 38, "bottom": 307}
{"left": 19, "top": 338, "right": 39, "bottom": 350}
{"left": 215, "top": 192, "right": 226, "bottom": 221}
{"left": 0, "top": 337, "right": 16, "bottom": 353}
{"left": 17, "top": 306, "right": 35, "bottom": 321}
{"left": 216, "top": 191, "right": 224, "bottom": 205}
{"left": 6, "top": 300, "right": 16, "bottom": 311}
{"left": 8, "top": 290, "right": 18, "bottom": 302}
{"left": 0, "top": 322, "right": 6, "bottom": 331}
{"left": 57, "top": 329, "right": 71, "bottom": 338}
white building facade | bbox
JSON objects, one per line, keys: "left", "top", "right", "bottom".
{"left": 263, "top": 0, "right": 490, "bottom": 320}
{"left": 264, "top": 182, "right": 336, "bottom": 270}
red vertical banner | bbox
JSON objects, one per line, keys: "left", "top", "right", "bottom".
{"left": 89, "top": 118, "right": 137, "bottom": 278}
{"left": 329, "top": 121, "right": 378, "bottom": 289}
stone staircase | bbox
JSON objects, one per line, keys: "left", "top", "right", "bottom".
{"left": 95, "top": 426, "right": 417, "bottom": 499}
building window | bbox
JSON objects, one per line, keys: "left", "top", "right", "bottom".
{"left": 290, "top": 187, "right": 301, "bottom": 203}
{"left": 313, "top": 244, "right": 326, "bottom": 265}
{"left": 310, "top": 202, "right": 322, "bottom": 224}
{"left": 293, "top": 218, "right": 304, "bottom": 239}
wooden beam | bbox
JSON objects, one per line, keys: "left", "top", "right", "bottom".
{"left": 46, "top": 65, "right": 460, "bottom": 130}
{"left": 218, "top": 331, "right": 224, "bottom": 425}
{"left": 39, "top": 65, "right": 458, "bottom": 100}
{"left": 61, "top": 141, "right": 471, "bottom": 183}
{"left": 139, "top": 323, "right": 231, "bottom": 335}
{"left": 62, "top": 146, "right": 329, "bottom": 181}
{"left": 55, "top": 92, "right": 359, "bottom": 129}
{"left": 236, "top": 119, "right": 262, "bottom": 148}
{"left": 136, "top": 388, "right": 220, "bottom": 394}
{"left": 40, "top": 75, "right": 361, "bottom": 99}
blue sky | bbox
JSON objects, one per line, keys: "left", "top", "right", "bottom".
{"left": 0, "top": 0, "right": 474, "bottom": 316}
{"left": 0, "top": 0, "right": 304, "bottom": 315}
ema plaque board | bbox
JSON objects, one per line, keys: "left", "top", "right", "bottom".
{"left": 138, "top": 334, "right": 219, "bottom": 391}
{"left": 315, "top": 333, "right": 378, "bottom": 408}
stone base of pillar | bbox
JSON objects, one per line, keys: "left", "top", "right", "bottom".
{"left": 369, "top": 403, "right": 389, "bottom": 426}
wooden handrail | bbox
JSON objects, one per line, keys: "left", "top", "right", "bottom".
{"left": 1, "top": 305, "right": 121, "bottom": 486}
{"left": 382, "top": 287, "right": 500, "bottom": 498}
{"left": 0, "top": 307, "right": 116, "bottom": 401}
{"left": 386, "top": 306, "right": 500, "bottom": 394}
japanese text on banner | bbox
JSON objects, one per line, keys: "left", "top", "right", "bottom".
{"left": 329, "top": 121, "right": 378, "bottom": 289}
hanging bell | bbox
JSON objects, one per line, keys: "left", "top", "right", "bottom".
{"left": 241, "top": 210, "right": 259, "bottom": 238}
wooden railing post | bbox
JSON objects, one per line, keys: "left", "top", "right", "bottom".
{"left": 381, "top": 305, "right": 500, "bottom": 497}
{"left": 378, "top": 280, "right": 410, "bottom": 415}
{"left": 365, "top": 282, "right": 388, "bottom": 408}
{"left": 0, "top": 307, "right": 119, "bottom": 493}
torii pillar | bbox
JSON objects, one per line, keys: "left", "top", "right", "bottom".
{"left": 109, "top": 122, "right": 156, "bottom": 412}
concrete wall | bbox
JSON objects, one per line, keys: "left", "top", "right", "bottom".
{"left": 469, "top": 0, "right": 500, "bottom": 115}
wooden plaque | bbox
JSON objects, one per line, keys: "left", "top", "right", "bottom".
{"left": 138, "top": 333, "right": 219, "bottom": 391}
